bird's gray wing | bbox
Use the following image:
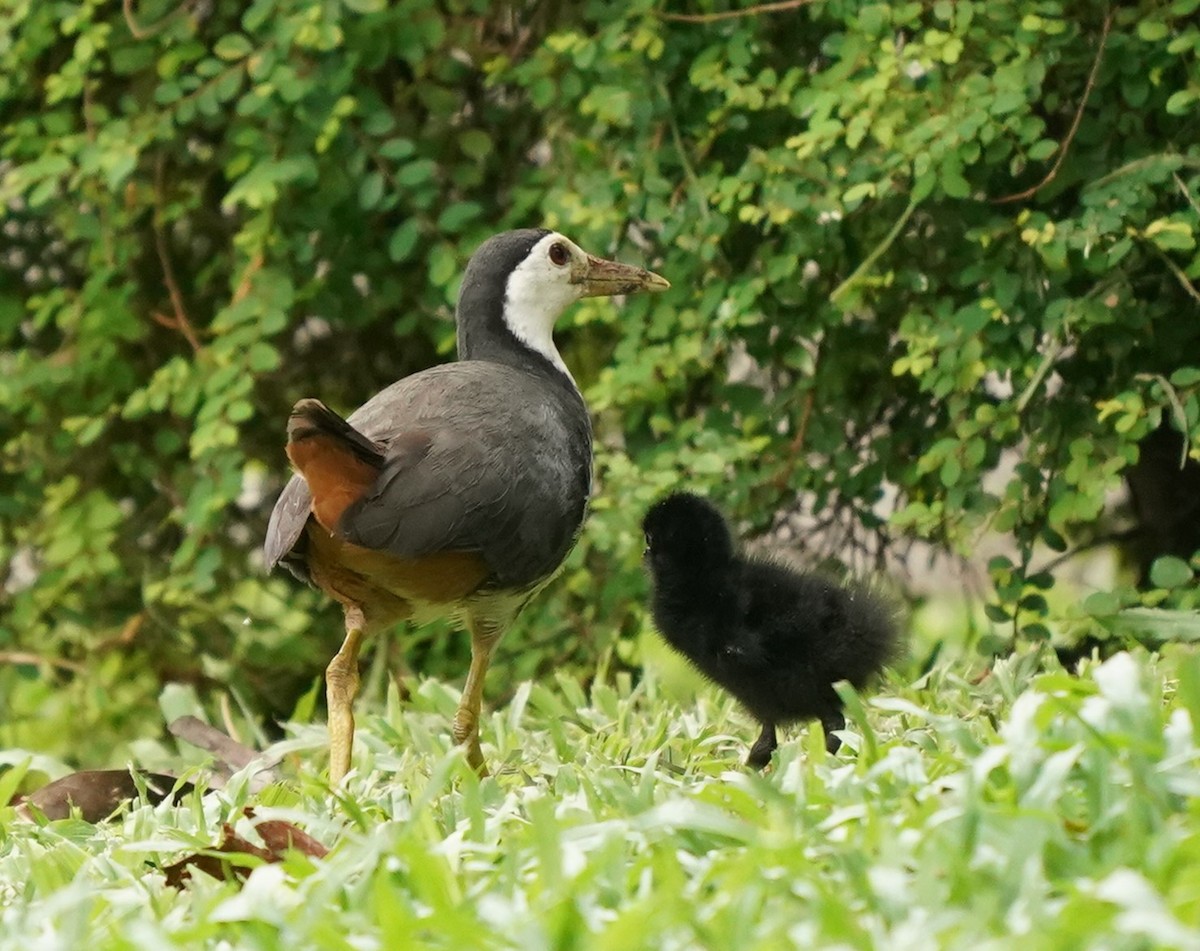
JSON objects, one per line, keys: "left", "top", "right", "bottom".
{"left": 262, "top": 365, "right": 469, "bottom": 573}
{"left": 263, "top": 474, "right": 313, "bottom": 573}
{"left": 340, "top": 364, "right": 588, "bottom": 586}
{"left": 266, "top": 362, "right": 589, "bottom": 588}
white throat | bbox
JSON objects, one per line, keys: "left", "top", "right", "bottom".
{"left": 502, "top": 234, "right": 582, "bottom": 384}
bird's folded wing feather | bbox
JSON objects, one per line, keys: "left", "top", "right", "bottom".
{"left": 263, "top": 476, "right": 312, "bottom": 570}
{"left": 265, "top": 362, "right": 585, "bottom": 587}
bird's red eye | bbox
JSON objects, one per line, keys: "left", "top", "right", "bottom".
{"left": 548, "top": 242, "right": 570, "bottom": 266}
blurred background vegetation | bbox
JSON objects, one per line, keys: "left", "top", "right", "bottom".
{"left": 1, "top": 0, "right": 1198, "bottom": 766}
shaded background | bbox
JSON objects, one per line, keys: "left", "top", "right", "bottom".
{"left": 2, "top": 0, "right": 1198, "bottom": 764}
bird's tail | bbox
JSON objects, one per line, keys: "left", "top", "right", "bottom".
{"left": 286, "top": 399, "right": 385, "bottom": 532}
{"left": 840, "top": 578, "right": 908, "bottom": 682}
{"left": 287, "top": 399, "right": 385, "bottom": 468}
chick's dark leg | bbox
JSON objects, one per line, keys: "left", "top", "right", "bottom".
{"left": 453, "top": 614, "right": 504, "bottom": 776}
{"left": 820, "top": 708, "right": 845, "bottom": 754}
{"left": 326, "top": 605, "right": 366, "bottom": 784}
{"left": 747, "top": 721, "right": 777, "bottom": 769}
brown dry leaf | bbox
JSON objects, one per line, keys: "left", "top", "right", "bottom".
{"left": 163, "top": 809, "right": 328, "bottom": 887}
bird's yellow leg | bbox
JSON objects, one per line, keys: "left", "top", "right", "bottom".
{"left": 326, "top": 606, "right": 366, "bottom": 785}
{"left": 452, "top": 617, "right": 503, "bottom": 776}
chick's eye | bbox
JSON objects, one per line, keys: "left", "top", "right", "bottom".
{"left": 548, "top": 242, "right": 570, "bottom": 267}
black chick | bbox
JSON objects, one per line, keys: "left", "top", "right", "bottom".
{"left": 642, "top": 492, "right": 903, "bottom": 768}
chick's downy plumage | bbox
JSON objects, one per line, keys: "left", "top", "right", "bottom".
{"left": 642, "top": 492, "right": 902, "bottom": 767}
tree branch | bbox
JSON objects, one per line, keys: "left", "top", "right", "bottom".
{"left": 152, "top": 156, "right": 202, "bottom": 353}
{"left": 1086, "top": 154, "right": 1200, "bottom": 192}
{"left": 830, "top": 196, "right": 918, "bottom": 304}
{"left": 772, "top": 387, "right": 816, "bottom": 491}
{"left": 1034, "top": 528, "right": 1140, "bottom": 575}
{"left": 993, "top": 9, "right": 1114, "bottom": 204}
{"left": 1149, "top": 243, "right": 1200, "bottom": 305}
{"left": 1174, "top": 171, "right": 1200, "bottom": 219}
{"left": 122, "top": 0, "right": 184, "bottom": 39}
{"left": 0, "top": 651, "right": 87, "bottom": 675}
{"left": 659, "top": 0, "right": 821, "bottom": 23}
{"left": 233, "top": 251, "right": 264, "bottom": 304}
{"left": 656, "top": 80, "right": 710, "bottom": 220}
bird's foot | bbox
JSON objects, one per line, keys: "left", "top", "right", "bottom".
{"left": 746, "top": 721, "right": 777, "bottom": 770}
{"left": 746, "top": 745, "right": 774, "bottom": 770}
{"left": 452, "top": 709, "right": 489, "bottom": 777}
{"left": 465, "top": 739, "right": 489, "bottom": 777}
{"left": 820, "top": 713, "right": 845, "bottom": 755}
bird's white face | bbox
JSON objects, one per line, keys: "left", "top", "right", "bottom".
{"left": 502, "top": 232, "right": 590, "bottom": 379}
{"left": 503, "top": 231, "right": 669, "bottom": 379}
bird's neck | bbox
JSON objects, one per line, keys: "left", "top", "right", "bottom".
{"left": 652, "top": 560, "right": 735, "bottom": 617}
{"left": 456, "top": 293, "right": 580, "bottom": 394}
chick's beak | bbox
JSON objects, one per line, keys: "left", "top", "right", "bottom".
{"left": 575, "top": 253, "right": 670, "bottom": 298}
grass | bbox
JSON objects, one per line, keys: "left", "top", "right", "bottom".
{"left": 2, "top": 645, "right": 1200, "bottom": 950}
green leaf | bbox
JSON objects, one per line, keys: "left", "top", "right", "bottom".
{"left": 1145, "top": 218, "right": 1195, "bottom": 251}
{"left": 247, "top": 342, "right": 280, "bottom": 372}
{"left": 213, "top": 34, "right": 254, "bottom": 60}
{"left": 940, "top": 455, "right": 962, "bottom": 486}
{"left": 1165, "top": 89, "right": 1198, "bottom": 115}
{"left": 1084, "top": 591, "right": 1122, "bottom": 617}
{"left": 1149, "top": 556, "right": 1194, "bottom": 590}
{"left": 1176, "top": 652, "right": 1200, "bottom": 739}
{"left": 0, "top": 758, "right": 32, "bottom": 813}
{"left": 858, "top": 3, "right": 888, "bottom": 35}
{"left": 1109, "top": 608, "right": 1200, "bottom": 642}
{"left": 397, "top": 159, "right": 436, "bottom": 187}
{"left": 436, "top": 201, "right": 482, "bottom": 234}
{"left": 976, "top": 632, "right": 1009, "bottom": 655}
{"left": 940, "top": 161, "right": 970, "bottom": 199}
{"left": 984, "top": 603, "right": 1011, "bottom": 624}
{"left": 380, "top": 138, "right": 416, "bottom": 161}
{"left": 580, "top": 85, "right": 633, "bottom": 126}
{"left": 388, "top": 220, "right": 421, "bottom": 262}
{"left": 1027, "top": 139, "right": 1058, "bottom": 161}
{"left": 359, "top": 171, "right": 385, "bottom": 210}
{"left": 842, "top": 182, "right": 875, "bottom": 205}
{"left": 427, "top": 243, "right": 458, "bottom": 287}
{"left": 1137, "top": 20, "right": 1169, "bottom": 42}
{"left": 458, "top": 130, "right": 491, "bottom": 161}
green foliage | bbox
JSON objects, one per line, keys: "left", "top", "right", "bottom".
{"left": 3, "top": 650, "right": 1200, "bottom": 947}
{"left": 2, "top": 0, "right": 1199, "bottom": 761}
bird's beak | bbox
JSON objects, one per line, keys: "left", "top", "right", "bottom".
{"left": 575, "top": 253, "right": 670, "bottom": 298}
